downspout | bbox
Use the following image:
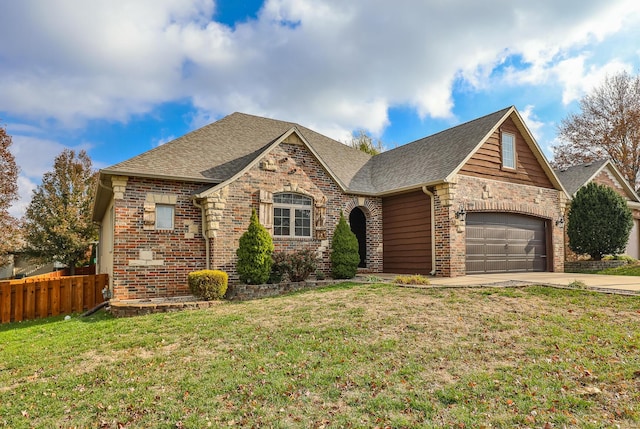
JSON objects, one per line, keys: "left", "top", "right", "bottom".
{"left": 422, "top": 186, "right": 437, "bottom": 275}
{"left": 193, "top": 199, "right": 210, "bottom": 270}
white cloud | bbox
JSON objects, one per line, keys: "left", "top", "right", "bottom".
{"left": 153, "top": 135, "right": 176, "bottom": 147}
{"left": 1, "top": 0, "right": 640, "bottom": 140}
{"left": 10, "top": 175, "right": 37, "bottom": 218}
{"left": 519, "top": 105, "right": 545, "bottom": 142}
{"left": 555, "top": 58, "right": 632, "bottom": 105}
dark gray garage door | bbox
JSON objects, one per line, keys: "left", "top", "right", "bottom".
{"left": 466, "top": 213, "right": 547, "bottom": 274}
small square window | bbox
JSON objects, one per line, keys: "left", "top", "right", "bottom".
{"left": 156, "top": 204, "right": 174, "bottom": 230}
{"left": 501, "top": 132, "right": 516, "bottom": 169}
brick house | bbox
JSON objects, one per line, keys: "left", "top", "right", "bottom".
{"left": 555, "top": 159, "right": 640, "bottom": 260}
{"left": 93, "top": 106, "right": 568, "bottom": 300}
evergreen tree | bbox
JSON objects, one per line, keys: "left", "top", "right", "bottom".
{"left": 24, "top": 149, "right": 98, "bottom": 274}
{"left": 0, "top": 125, "right": 20, "bottom": 265}
{"left": 331, "top": 211, "right": 360, "bottom": 279}
{"left": 236, "top": 208, "right": 274, "bottom": 284}
{"left": 567, "top": 182, "right": 633, "bottom": 260}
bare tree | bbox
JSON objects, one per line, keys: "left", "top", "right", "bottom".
{"left": 0, "top": 125, "right": 20, "bottom": 265}
{"left": 553, "top": 71, "right": 640, "bottom": 187}
{"left": 346, "top": 130, "right": 384, "bottom": 155}
{"left": 23, "top": 149, "right": 98, "bottom": 274}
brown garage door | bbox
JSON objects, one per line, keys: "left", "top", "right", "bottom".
{"left": 466, "top": 213, "right": 547, "bottom": 274}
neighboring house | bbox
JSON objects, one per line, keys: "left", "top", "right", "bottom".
{"left": 555, "top": 159, "right": 640, "bottom": 259}
{"left": 93, "top": 106, "right": 568, "bottom": 300}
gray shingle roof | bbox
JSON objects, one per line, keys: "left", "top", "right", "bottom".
{"left": 554, "top": 159, "right": 608, "bottom": 196}
{"left": 101, "top": 107, "right": 519, "bottom": 195}
{"left": 102, "top": 112, "right": 372, "bottom": 189}
{"left": 354, "top": 107, "right": 512, "bottom": 194}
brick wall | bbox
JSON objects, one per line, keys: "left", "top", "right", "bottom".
{"left": 112, "top": 178, "right": 209, "bottom": 300}
{"left": 206, "top": 142, "right": 383, "bottom": 282}
{"left": 431, "top": 175, "right": 566, "bottom": 277}
{"left": 112, "top": 140, "right": 383, "bottom": 300}
{"left": 592, "top": 170, "right": 631, "bottom": 200}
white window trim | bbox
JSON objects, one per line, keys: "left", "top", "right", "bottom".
{"left": 501, "top": 131, "right": 516, "bottom": 170}
{"left": 155, "top": 204, "right": 175, "bottom": 230}
{"left": 273, "top": 193, "right": 313, "bottom": 238}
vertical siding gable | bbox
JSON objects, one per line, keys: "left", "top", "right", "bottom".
{"left": 459, "top": 117, "right": 554, "bottom": 188}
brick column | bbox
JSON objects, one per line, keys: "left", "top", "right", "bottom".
{"left": 432, "top": 181, "right": 466, "bottom": 277}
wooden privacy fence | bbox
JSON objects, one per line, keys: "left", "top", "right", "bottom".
{"left": 0, "top": 274, "right": 108, "bottom": 324}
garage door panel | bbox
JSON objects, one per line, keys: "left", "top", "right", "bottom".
{"left": 466, "top": 213, "right": 547, "bottom": 274}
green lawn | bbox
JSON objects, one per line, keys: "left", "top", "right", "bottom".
{"left": 1, "top": 283, "right": 639, "bottom": 428}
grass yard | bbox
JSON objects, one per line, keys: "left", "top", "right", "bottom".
{"left": 1, "top": 283, "right": 639, "bottom": 428}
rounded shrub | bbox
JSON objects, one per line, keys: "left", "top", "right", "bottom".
{"left": 285, "top": 249, "right": 318, "bottom": 282}
{"left": 236, "top": 208, "right": 274, "bottom": 284}
{"left": 188, "top": 270, "right": 228, "bottom": 300}
{"left": 331, "top": 211, "right": 360, "bottom": 279}
{"left": 568, "top": 182, "right": 633, "bottom": 260}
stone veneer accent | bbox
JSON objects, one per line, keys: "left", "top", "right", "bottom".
{"left": 431, "top": 174, "right": 566, "bottom": 277}
{"left": 226, "top": 279, "right": 339, "bottom": 301}
{"left": 564, "top": 260, "right": 627, "bottom": 272}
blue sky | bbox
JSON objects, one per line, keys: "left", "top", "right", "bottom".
{"left": 1, "top": 0, "right": 640, "bottom": 216}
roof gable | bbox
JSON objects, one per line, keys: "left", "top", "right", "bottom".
{"left": 457, "top": 116, "right": 554, "bottom": 188}
{"left": 194, "top": 126, "right": 359, "bottom": 197}
{"left": 555, "top": 159, "right": 640, "bottom": 201}
{"left": 357, "top": 107, "right": 512, "bottom": 194}
{"left": 360, "top": 106, "right": 566, "bottom": 195}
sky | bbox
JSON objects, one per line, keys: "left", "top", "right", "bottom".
{"left": 1, "top": 0, "right": 640, "bottom": 217}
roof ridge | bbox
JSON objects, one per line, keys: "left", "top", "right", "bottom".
{"left": 383, "top": 106, "right": 513, "bottom": 154}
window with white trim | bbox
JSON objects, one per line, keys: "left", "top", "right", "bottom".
{"left": 273, "top": 193, "right": 312, "bottom": 237}
{"left": 501, "top": 132, "right": 516, "bottom": 169}
{"left": 155, "top": 204, "right": 175, "bottom": 230}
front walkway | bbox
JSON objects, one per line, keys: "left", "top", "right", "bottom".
{"left": 370, "top": 272, "right": 640, "bottom": 294}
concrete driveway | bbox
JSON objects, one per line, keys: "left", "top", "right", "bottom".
{"left": 424, "top": 272, "right": 640, "bottom": 294}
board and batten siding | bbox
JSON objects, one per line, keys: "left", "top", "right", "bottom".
{"left": 382, "top": 190, "right": 432, "bottom": 274}
{"left": 458, "top": 117, "right": 554, "bottom": 188}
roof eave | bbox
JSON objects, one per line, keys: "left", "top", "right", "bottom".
{"left": 99, "top": 169, "right": 220, "bottom": 184}
{"left": 371, "top": 180, "right": 445, "bottom": 197}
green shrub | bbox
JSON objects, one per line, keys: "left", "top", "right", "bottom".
{"left": 331, "top": 211, "right": 360, "bottom": 279}
{"left": 315, "top": 270, "right": 326, "bottom": 280}
{"left": 270, "top": 249, "right": 318, "bottom": 282}
{"left": 188, "top": 270, "right": 228, "bottom": 300}
{"left": 285, "top": 249, "right": 317, "bottom": 282}
{"left": 236, "top": 208, "right": 274, "bottom": 284}
{"left": 568, "top": 182, "right": 633, "bottom": 260}
{"left": 269, "top": 251, "right": 287, "bottom": 284}
{"left": 603, "top": 254, "right": 637, "bottom": 264}
{"left": 394, "top": 274, "right": 431, "bottom": 285}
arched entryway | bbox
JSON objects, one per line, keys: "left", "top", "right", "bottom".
{"left": 349, "top": 207, "right": 367, "bottom": 268}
